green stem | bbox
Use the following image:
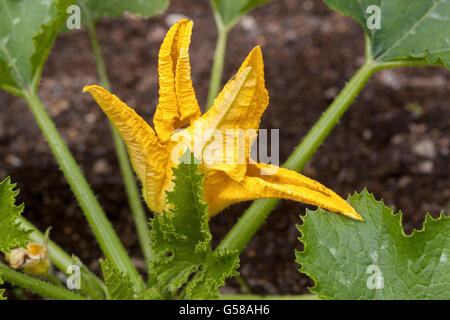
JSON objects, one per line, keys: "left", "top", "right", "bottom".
{"left": 18, "top": 217, "right": 106, "bottom": 299}
{"left": 43, "top": 272, "right": 63, "bottom": 287}
{"left": 206, "top": 27, "right": 228, "bottom": 109}
{"left": 22, "top": 89, "right": 144, "bottom": 292}
{"left": 0, "top": 263, "right": 87, "bottom": 300}
{"left": 86, "top": 19, "right": 153, "bottom": 264}
{"left": 218, "top": 61, "right": 377, "bottom": 253}
{"left": 373, "top": 59, "right": 442, "bottom": 71}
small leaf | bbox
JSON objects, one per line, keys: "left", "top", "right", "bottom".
{"left": 0, "top": 177, "right": 31, "bottom": 253}
{"left": 147, "top": 151, "right": 239, "bottom": 300}
{"left": 0, "top": 271, "right": 5, "bottom": 300}
{"left": 296, "top": 189, "right": 450, "bottom": 300}
{"left": 100, "top": 259, "right": 136, "bottom": 300}
{"left": 323, "top": 0, "right": 450, "bottom": 69}
{"left": 0, "top": 0, "right": 76, "bottom": 95}
{"left": 76, "top": 0, "right": 168, "bottom": 25}
{"left": 210, "top": 0, "right": 271, "bottom": 29}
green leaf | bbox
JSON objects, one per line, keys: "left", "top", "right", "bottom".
{"left": 323, "top": 0, "right": 450, "bottom": 68}
{"left": 210, "top": 0, "right": 271, "bottom": 29}
{"left": 296, "top": 189, "right": 450, "bottom": 300}
{"left": 0, "top": 177, "right": 31, "bottom": 253}
{"left": 76, "top": 0, "right": 168, "bottom": 25}
{"left": 0, "top": 0, "right": 75, "bottom": 95}
{"left": 147, "top": 151, "right": 239, "bottom": 300}
{"left": 100, "top": 259, "right": 137, "bottom": 300}
{"left": 0, "top": 271, "right": 5, "bottom": 300}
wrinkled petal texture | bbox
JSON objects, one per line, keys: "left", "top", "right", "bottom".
{"left": 84, "top": 20, "right": 361, "bottom": 221}
{"left": 154, "top": 19, "right": 201, "bottom": 142}
{"left": 185, "top": 46, "right": 268, "bottom": 182}
{"left": 204, "top": 164, "right": 360, "bottom": 220}
{"left": 83, "top": 85, "right": 170, "bottom": 212}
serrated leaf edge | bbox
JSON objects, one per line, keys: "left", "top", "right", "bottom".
{"left": 295, "top": 188, "right": 449, "bottom": 299}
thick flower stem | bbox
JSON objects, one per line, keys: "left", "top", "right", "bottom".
{"left": 206, "top": 28, "right": 228, "bottom": 109}
{"left": 0, "top": 262, "right": 87, "bottom": 300}
{"left": 86, "top": 19, "right": 153, "bottom": 264}
{"left": 218, "top": 61, "right": 377, "bottom": 253}
{"left": 22, "top": 89, "right": 144, "bottom": 292}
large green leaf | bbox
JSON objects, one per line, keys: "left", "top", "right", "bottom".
{"left": 323, "top": 0, "right": 450, "bottom": 68}
{"left": 296, "top": 189, "right": 450, "bottom": 300}
{"left": 78, "top": 0, "right": 168, "bottom": 23}
{"left": 210, "top": 0, "right": 271, "bottom": 29}
{"left": 147, "top": 152, "right": 239, "bottom": 300}
{"left": 0, "top": 177, "right": 31, "bottom": 253}
{"left": 0, "top": 0, "right": 76, "bottom": 95}
{"left": 100, "top": 259, "right": 137, "bottom": 300}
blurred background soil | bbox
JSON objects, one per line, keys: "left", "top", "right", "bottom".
{"left": 0, "top": 0, "right": 449, "bottom": 298}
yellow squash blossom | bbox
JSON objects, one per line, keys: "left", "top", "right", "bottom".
{"left": 84, "top": 20, "right": 361, "bottom": 220}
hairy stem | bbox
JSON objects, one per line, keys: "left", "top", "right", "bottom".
{"left": 0, "top": 262, "right": 87, "bottom": 300}
{"left": 22, "top": 89, "right": 144, "bottom": 292}
{"left": 218, "top": 61, "right": 377, "bottom": 253}
{"left": 206, "top": 27, "right": 228, "bottom": 109}
{"left": 86, "top": 19, "right": 153, "bottom": 264}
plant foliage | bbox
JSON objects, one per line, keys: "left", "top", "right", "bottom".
{"left": 0, "top": 0, "right": 76, "bottom": 95}
{"left": 0, "top": 270, "right": 5, "bottom": 300}
{"left": 323, "top": 0, "right": 450, "bottom": 69}
{"left": 0, "top": 177, "right": 31, "bottom": 253}
{"left": 296, "top": 189, "right": 450, "bottom": 299}
{"left": 100, "top": 259, "right": 137, "bottom": 300}
{"left": 146, "top": 152, "right": 239, "bottom": 300}
{"left": 210, "top": 0, "right": 271, "bottom": 29}
{"left": 78, "top": 0, "right": 168, "bottom": 23}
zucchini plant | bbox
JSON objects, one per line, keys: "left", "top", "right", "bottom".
{"left": 0, "top": 0, "right": 448, "bottom": 300}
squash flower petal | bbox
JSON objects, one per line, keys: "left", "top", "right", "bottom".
{"left": 84, "top": 19, "right": 361, "bottom": 221}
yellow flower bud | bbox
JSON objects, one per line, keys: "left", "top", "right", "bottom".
{"left": 6, "top": 243, "right": 50, "bottom": 277}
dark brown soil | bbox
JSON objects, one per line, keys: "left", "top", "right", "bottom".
{"left": 1, "top": 0, "right": 449, "bottom": 298}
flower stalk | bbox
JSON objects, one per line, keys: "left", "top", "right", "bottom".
{"left": 206, "top": 27, "right": 229, "bottom": 109}
{"left": 0, "top": 262, "right": 87, "bottom": 300}
{"left": 86, "top": 18, "right": 153, "bottom": 264}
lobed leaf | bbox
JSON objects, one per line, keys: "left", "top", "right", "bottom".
{"left": 210, "top": 0, "right": 271, "bottom": 29}
{"left": 0, "top": 177, "right": 31, "bottom": 253}
{"left": 100, "top": 259, "right": 136, "bottom": 300}
{"left": 0, "top": 0, "right": 76, "bottom": 94}
{"left": 323, "top": 0, "right": 450, "bottom": 69}
{"left": 296, "top": 189, "right": 450, "bottom": 300}
{"left": 147, "top": 151, "right": 239, "bottom": 300}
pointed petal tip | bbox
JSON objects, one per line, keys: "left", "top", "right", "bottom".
{"left": 171, "top": 18, "right": 193, "bottom": 28}
{"left": 83, "top": 85, "right": 104, "bottom": 94}
{"left": 249, "top": 46, "right": 263, "bottom": 59}
{"left": 253, "top": 45, "right": 262, "bottom": 52}
{"left": 345, "top": 210, "right": 363, "bottom": 221}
